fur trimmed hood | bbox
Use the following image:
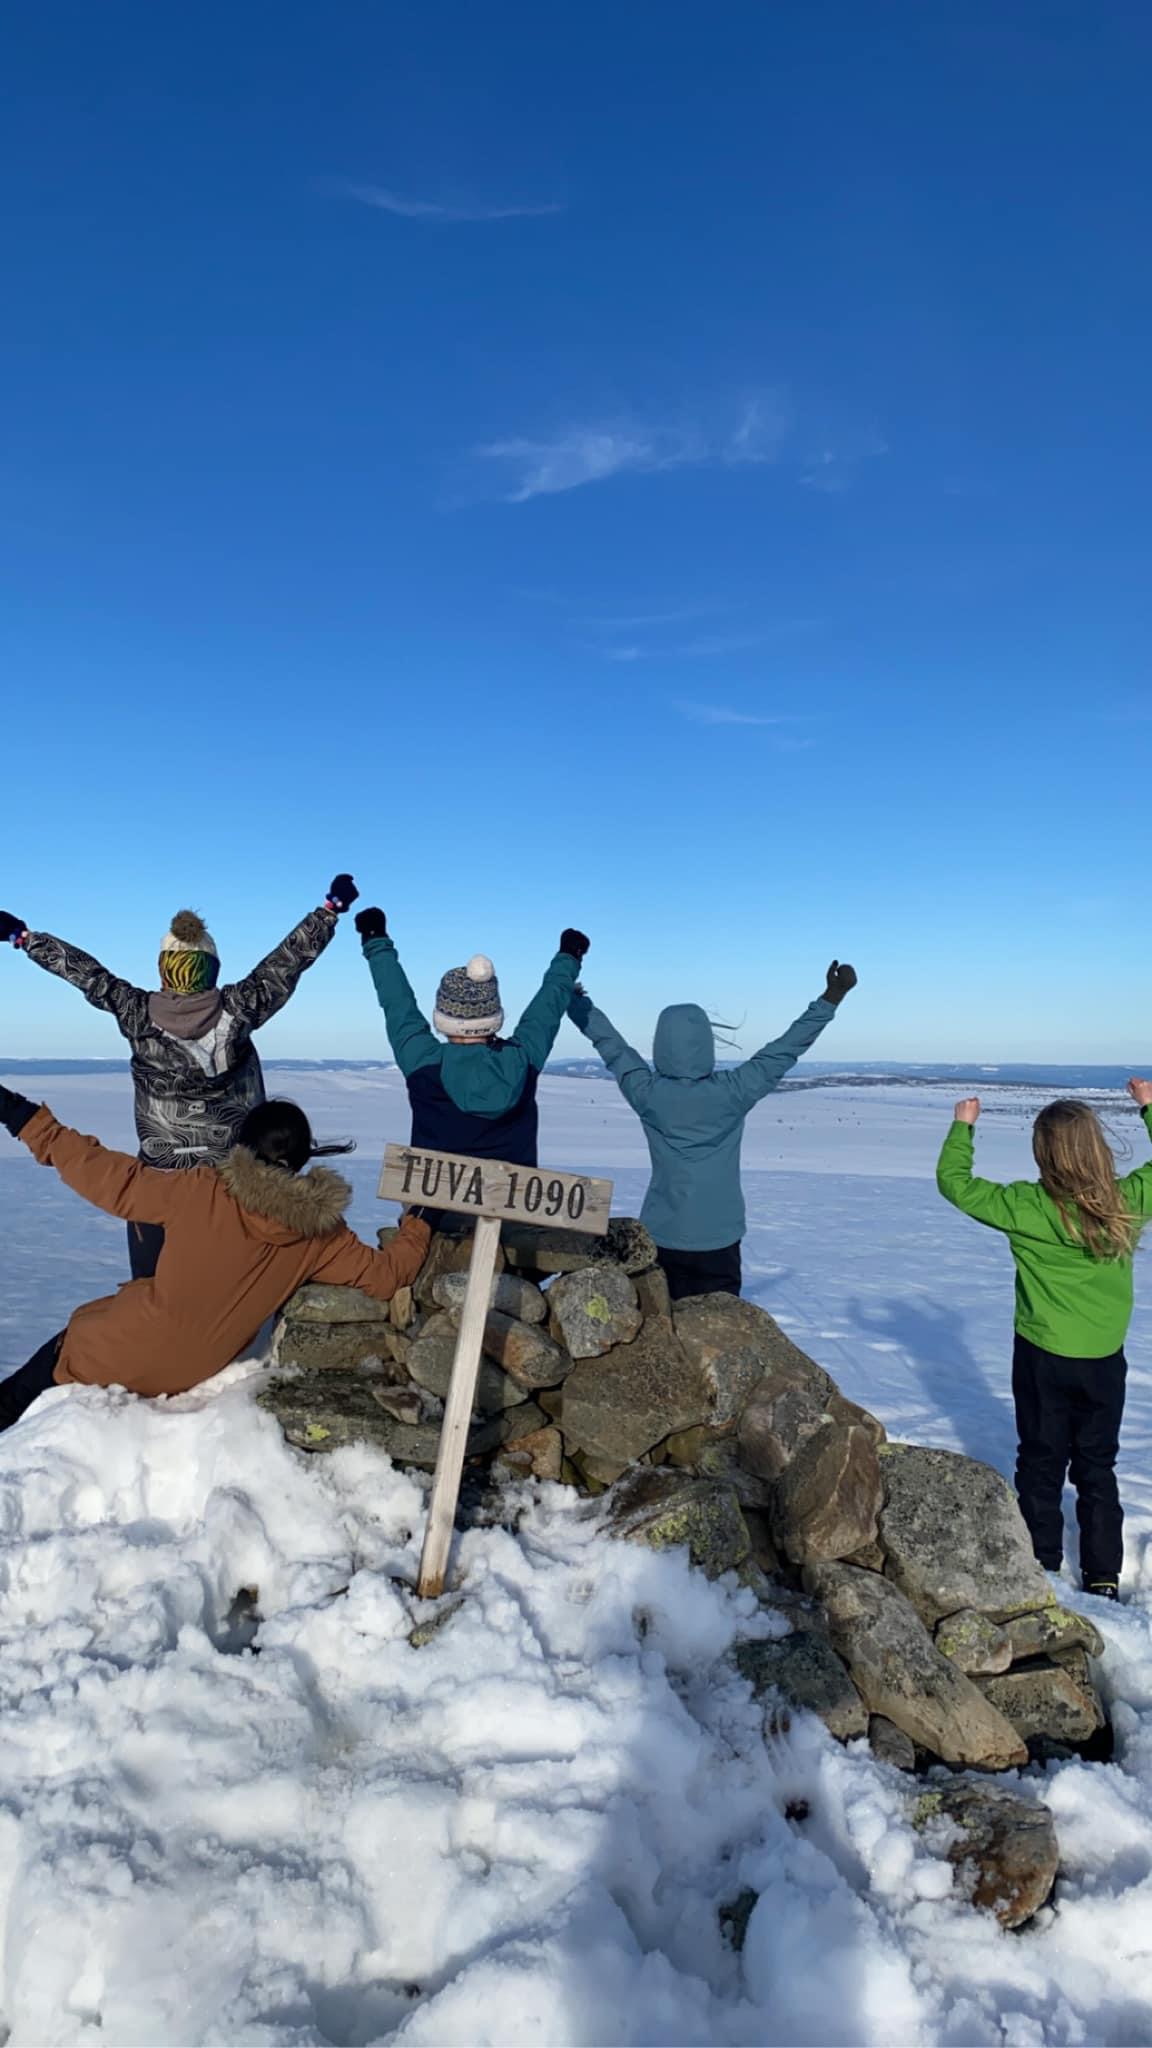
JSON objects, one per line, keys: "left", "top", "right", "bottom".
{"left": 215, "top": 1146, "right": 352, "bottom": 1238}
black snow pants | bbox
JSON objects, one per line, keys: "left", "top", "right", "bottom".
{"left": 0, "top": 1332, "right": 66, "bottom": 1433}
{"left": 657, "top": 1242, "right": 743, "bottom": 1302}
{"left": 1012, "top": 1334, "right": 1126, "bottom": 1587}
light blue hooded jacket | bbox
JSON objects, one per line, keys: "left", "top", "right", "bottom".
{"left": 568, "top": 991, "right": 836, "bottom": 1251}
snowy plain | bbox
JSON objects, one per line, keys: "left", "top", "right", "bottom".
{"left": 2, "top": 1067, "right": 1152, "bottom": 2046}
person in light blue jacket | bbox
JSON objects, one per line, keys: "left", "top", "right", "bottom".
{"left": 568, "top": 962, "right": 858, "bottom": 1300}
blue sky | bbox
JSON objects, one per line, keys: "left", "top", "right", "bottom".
{"left": 2, "top": 1, "right": 1150, "bottom": 1064}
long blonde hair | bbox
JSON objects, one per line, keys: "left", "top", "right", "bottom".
{"left": 1033, "top": 1100, "right": 1140, "bottom": 1261}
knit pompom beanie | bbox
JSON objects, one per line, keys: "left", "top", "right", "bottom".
{"left": 158, "top": 909, "right": 220, "bottom": 993}
{"left": 433, "top": 954, "right": 504, "bottom": 1040}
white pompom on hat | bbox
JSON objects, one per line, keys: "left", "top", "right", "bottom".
{"left": 160, "top": 909, "right": 219, "bottom": 959}
{"left": 433, "top": 953, "right": 505, "bottom": 1039}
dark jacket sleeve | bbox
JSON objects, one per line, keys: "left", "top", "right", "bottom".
{"left": 17, "top": 1105, "right": 195, "bottom": 1222}
{"left": 21, "top": 931, "right": 148, "bottom": 1039}
{"left": 223, "top": 906, "right": 339, "bottom": 1033}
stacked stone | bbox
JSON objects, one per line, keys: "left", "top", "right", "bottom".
{"left": 261, "top": 1220, "right": 1107, "bottom": 1794}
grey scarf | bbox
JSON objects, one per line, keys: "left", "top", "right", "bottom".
{"left": 148, "top": 989, "right": 226, "bottom": 1041}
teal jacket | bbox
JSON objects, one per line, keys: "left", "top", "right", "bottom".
{"left": 363, "top": 936, "right": 579, "bottom": 1161}
{"left": 937, "top": 1109, "right": 1152, "bottom": 1358}
{"left": 569, "top": 992, "right": 836, "bottom": 1251}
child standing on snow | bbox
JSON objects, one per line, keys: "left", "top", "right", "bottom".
{"left": 567, "top": 961, "right": 858, "bottom": 1300}
{"left": 937, "top": 1081, "right": 1152, "bottom": 1600}
{"left": 354, "top": 908, "right": 590, "bottom": 1167}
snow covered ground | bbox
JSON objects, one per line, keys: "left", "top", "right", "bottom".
{"left": 2, "top": 1068, "right": 1152, "bottom": 2045}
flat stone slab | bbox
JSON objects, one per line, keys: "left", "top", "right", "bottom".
{"left": 980, "top": 1658, "right": 1104, "bottom": 1746}
{"left": 431, "top": 1270, "right": 548, "bottom": 1324}
{"left": 501, "top": 1216, "right": 657, "bottom": 1276}
{"left": 281, "top": 1284, "right": 398, "bottom": 1324}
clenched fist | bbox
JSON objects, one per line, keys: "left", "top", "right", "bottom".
{"left": 823, "top": 960, "right": 858, "bottom": 1006}
{"left": 953, "top": 1098, "right": 981, "bottom": 1124}
{"left": 1127, "top": 1078, "right": 1152, "bottom": 1109}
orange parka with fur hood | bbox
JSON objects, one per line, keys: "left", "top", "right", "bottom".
{"left": 17, "top": 1106, "right": 430, "bottom": 1396}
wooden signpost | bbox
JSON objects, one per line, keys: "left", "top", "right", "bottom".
{"left": 379, "top": 1144, "right": 614, "bottom": 1598}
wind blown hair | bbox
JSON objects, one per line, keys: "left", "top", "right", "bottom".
{"left": 1032, "top": 1099, "right": 1141, "bottom": 1262}
{"left": 237, "top": 1100, "right": 356, "bottom": 1175}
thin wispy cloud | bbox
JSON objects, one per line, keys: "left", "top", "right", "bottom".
{"left": 336, "top": 181, "right": 563, "bottom": 223}
{"left": 676, "top": 701, "right": 787, "bottom": 728}
{"left": 475, "top": 426, "right": 704, "bottom": 503}
{"left": 605, "top": 631, "right": 774, "bottom": 663}
{"left": 476, "top": 393, "right": 791, "bottom": 502}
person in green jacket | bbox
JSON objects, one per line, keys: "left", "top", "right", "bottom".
{"left": 568, "top": 961, "right": 858, "bottom": 1300}
{"left": 937, "top": 1080, "right": 1152, "bottom": 1600}
{"left": 354, "top": 908, "right": 590, "bottom": 1169}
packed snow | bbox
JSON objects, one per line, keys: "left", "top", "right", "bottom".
{"left": 2, "top": 1068, "right": 1152, "bottom": 2046}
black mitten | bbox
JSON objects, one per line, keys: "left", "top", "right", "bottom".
{"left": 560, "top": 928, "right": 590, "bottom": 962}
{"left": 326, "top": 874, "right": 359, "bottom": 914}
{"left": 355, "top": 908, "right": 388, "bottom": 941}
{"left": 0, "top": 912, "right": 27, "bottom": 946}
{"left": 0, "top": 1083, "right": 37, "bottom": 1136}
{"left": 823, "top": 961, "right": 858, "bottom": 1006}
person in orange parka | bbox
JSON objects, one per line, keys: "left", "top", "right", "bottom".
{"left": 0, "top": 1084, "right": 430, "bottom": 1431}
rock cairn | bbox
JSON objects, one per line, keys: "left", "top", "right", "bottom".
{"left": 261, "top": 1217, "right": 1109, "bottom": 1926}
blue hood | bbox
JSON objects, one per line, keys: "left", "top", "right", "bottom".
{"left": 652, "top": 1003, "right": 716, "bottom": 1081}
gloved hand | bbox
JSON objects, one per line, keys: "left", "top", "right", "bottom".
{"left": 822, "top": 960, "right": 858, "bottom": 1006}
{"left": 355, "top": 908, "right": 388, "bottom": 941}
{"left": 326, "top": 874, "right": 359, "bottom": 914}
{"left": 0, "top": 1083, "right": 37, "bottom": 1136}
{"left": 568, "top": 983, "right": 592, "bottom": 1030}
{"left": 560, "top": 928, "right": 590, "bottom": 962}
{"left": 0, "top": 912, "right": 28, "bottom": 946}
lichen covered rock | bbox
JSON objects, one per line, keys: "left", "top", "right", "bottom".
{"left": 734, "top": 1630, "right": 867, "bottom": 1740}
{"left": 878, "top": 1444, "right": 1051, "bottom": 1625}
{"left": 605, "top": 1468, "right": 750, "bottom": 1579}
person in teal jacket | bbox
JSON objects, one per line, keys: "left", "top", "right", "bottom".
{"left": 568, "top": 960, "right": 858, "bottom": 1300}
{"left": 938, "top": 1080, "right": 1152, "bottom": 1600}
{"left": 355, "top": 909, "right": 590, "bottom": 1169}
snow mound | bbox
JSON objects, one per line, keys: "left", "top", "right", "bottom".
{"left": 1, "top": 1370, "right": 1152, "bottom": 2046}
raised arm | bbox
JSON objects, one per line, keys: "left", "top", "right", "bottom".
{"left": 224, "top": 878, "right": 353, "bottom": 1032}
{"left": 309, "top": 1211, "right": 432, "bottom": 1302}
{"left": 2, "top": 1094, "right": 188, "bottom": 1223}
{"left": 511, "top": 930, "right": 588, "bottom": 1072}
{"left": 569, "top": 987, "right": 654, "bottom": 1112}
{"left": 724, "top": 961, "right": 856, "bottom": 1115}
{"left": 357, "top": 911, "right": 440, "bottom": 1076}
{"left": 1119, "top": 1083, "right": 1152, "bottom": 1218}
{"left": 5, "top": 911, "right": 147, "bottom": 1038}
{"left": 936, "top": 1102, "right": 1038, "bottom": 1233}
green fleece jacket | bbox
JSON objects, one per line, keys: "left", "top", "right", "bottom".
{"left": 936, "top": 1108, "right": 1152, "bottom": 1357}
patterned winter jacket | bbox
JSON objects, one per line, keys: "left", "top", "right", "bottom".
{"left": 22, "top": 908, "right": 338, "bottom": 1168}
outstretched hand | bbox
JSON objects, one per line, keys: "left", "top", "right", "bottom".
{"left": 326, "top": 874, "right": 359, "bottom": 914}
{"left": 954, "top": 1097, "right": 981, "bottom": 1124}
{"left": 823, "top": 960, "right": 858, "bottom": 1006}
{"left": 0, "top": 912, "right": 27, "bottom": 947}
{"left": 355, "top": 907, "right": 388, "bottom": 941}
{"left": 1128, "top": 1077, "right": 1152, "bottom": 1109}
{"left": 560, "top": 928, "right": 590, "bottom": 963}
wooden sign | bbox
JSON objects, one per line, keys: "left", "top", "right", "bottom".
{"left": 379, "top": 1144, "right": 614, "bottom": 1600}
{"left": 379, "top": 1144, "right": 612, "bottom": 1236}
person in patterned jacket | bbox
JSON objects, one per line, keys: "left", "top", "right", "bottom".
{"left": 0, "top": 875, "right": 360, "bottom": 1276}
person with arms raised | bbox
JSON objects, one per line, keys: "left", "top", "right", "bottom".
{"left": 938, "top": 1081, "right": 1152, "bottom": 1601}
{"left": 567, "top": 961, "right": 858, "bottom": 1300}
{"left": 0, "top": 875, "right": 360, "bottom": 1277}
{"left": 355, "top": 908, "right": 589, "bottom": 1169}
{"left": 0, "top": 1089, "right": 430, "bottom": 1434}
